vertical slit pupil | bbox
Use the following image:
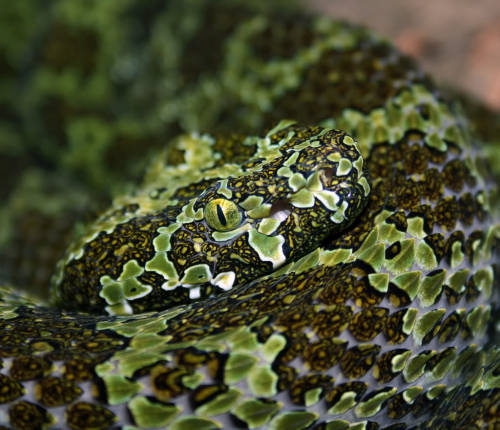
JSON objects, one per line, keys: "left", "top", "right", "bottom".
{"left": 216, "top": 204, "right": 227, "bottom": 226}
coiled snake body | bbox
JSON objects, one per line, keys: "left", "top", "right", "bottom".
{"left": 0, "top": 2, "right": 499, "bottom": 429}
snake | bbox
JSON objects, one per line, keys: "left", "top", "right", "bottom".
{"left": 1, "top": 1, "right": 499, "bottom": 429}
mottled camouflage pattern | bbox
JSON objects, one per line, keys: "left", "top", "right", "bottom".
{"left": 0, "top": 1, "right": 499, "bottom": 429}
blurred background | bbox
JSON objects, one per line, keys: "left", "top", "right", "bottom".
{"left": 311, "top": 0, "right": 500, "bottom": 110}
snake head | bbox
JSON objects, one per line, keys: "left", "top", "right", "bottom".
{"left": 177, "top": 125, "right": 371, "bottom": 294}
{"left": 52, "top": 123, "right": 370, "bottom": 315}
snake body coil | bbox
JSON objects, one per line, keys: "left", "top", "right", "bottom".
{"left": 0, "top": 2, "right": 499, "bottom": 429}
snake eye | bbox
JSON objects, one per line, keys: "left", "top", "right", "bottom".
{"left": 204, "top": 198, "right": 242, "bottom": 231}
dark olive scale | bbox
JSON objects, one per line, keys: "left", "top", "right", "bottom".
{"left": 1, "top": 2, "right": 499, "bottom": 430}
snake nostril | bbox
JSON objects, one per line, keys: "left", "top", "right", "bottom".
{"left": 270, "top": 199, "right": 292, "bottom": 222}
{"left": 320, "top": 167, "right": 335, "bottom": 184}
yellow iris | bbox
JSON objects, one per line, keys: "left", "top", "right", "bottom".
{"left": 205, "top": 198, "right": 242, "bottom": 231}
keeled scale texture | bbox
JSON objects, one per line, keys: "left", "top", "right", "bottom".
{"left": 0, "top": 1, "right": 499, "bottom": 429}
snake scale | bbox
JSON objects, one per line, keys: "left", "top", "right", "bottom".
{"left": 1, "top": 1, "right": 499, "bottom": 429}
